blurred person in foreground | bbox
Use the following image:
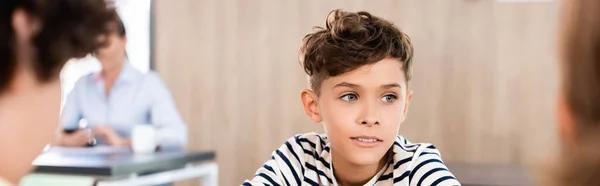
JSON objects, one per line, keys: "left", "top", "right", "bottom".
{"left": 53, "top": 13, "right": 187, "bottom": 149}
{"left": 243, "top": 9, "right": 460, "bottom": 186}
{"left": 548, "top": 0, "right": 600, "bottom": 185}
{"left": 0, "top": 0, "right": 114, "bottom": 185}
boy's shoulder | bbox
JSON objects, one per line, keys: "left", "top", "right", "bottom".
{"left": 272, "top": 132, "right": 332, "bottom": 170}
{"left": 391, "top": 136, "right": 460, "bottom": 185}
{"left": 283, "top": 132, "right": 329, "bottom": 152}
{"left": 394, "top": 135, "right": 443, "bottom": 156}
{"left": 391, "top": 135, "right": 448, "bottom": 173}
{"left": 293, "top": 132, "right": 328, "bottom": 142}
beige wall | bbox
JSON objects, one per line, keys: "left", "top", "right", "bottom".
{"left": 154, "top": 0, "right": 559, "bottom": 185}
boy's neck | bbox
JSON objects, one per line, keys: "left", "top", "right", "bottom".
{"left": 332, "top": 150, "right": 390, "bottom": 186}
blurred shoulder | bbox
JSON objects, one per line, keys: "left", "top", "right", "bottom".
{"left": 71, "top": 72, "right": 97, "bottom": 89}
{"left": 143, "top": 71, "right": 165, "bottom": 83}
{"left": 285, "top": 132, "right": 329, "bottom": 151}
{"left": 140, "top": 71, "right": 172, "bottom": 90}
{"left": 394, "top": 135, "right": 444, "bottom": 158}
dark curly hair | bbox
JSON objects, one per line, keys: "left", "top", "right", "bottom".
{"left": 547, "top": 0, "right": 600, "bottom": 185}
{"left": 109, "top": 11, "right": 126, "bottom": 37}
{"left": 92, "top": 11, "right": 126, "bottom": 56}
{"left": 0, "top": 0, "right": 115, "bottom": 93}
{"left": 299, "top": 9, "right": 414, "bottom": 94}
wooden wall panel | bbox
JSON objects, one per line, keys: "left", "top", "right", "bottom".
{"left": 493, "top": 2, "right": 559, "bottom": 164}
{"left": 154, "top": 1, "right": 559, "bottom": 185}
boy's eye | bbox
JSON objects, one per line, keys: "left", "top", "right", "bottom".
{"left": 381, "top": 94, "right": 397, "bottom": 103}
{"left": 340, "top": 93, "right": 358, "bottom": 102}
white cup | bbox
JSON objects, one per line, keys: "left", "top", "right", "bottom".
{"left": 131, "top": 124, "right": 158, "bottom": 154}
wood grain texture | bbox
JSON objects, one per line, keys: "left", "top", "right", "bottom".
{"left": 154, "top": 1, "right": 559, "bottom": 185}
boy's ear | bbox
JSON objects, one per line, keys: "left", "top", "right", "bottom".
{"left": 301, "top": 89, "right": 322, "bottom": 123}
{"left": 401, "top": 90, "right": 413, "bottom": 122}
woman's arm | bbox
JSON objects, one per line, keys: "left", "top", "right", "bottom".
{"left": 54, "top": 79, "right": 87, "bottom": 146}
{"left": 148, "top": 73, "right": 188, "bottom": 148}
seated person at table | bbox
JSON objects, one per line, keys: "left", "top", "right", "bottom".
{"left": 243, "top": 10, "right": 460, "bottom": 186}
{"left": 54, "top": 13, "right": 188, "bottom": 148}
{"left": 0, "top": 0, "right": 113, "bottom": 185}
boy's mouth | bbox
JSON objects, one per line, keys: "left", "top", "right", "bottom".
{"left": 350, "top": 136, "right": 383, "bottom": 143}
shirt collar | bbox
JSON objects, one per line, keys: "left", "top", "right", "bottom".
{"left": 321, "top": 135, "right": 393, "bottom": 185}
{"left": 94, "top": 62, "right": 142, "bottom": 85}
{"left": 320, "top": 136, "right": 335, "bottom": 184}
{"left": 325, "top": 135, "right": 410, "bottom": 185}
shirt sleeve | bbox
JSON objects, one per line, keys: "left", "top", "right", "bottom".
{"left": 242, "top": 135, "right": 306, "bottom": 186}
{"left": 409, "top": 144, "right": 461, "bottom": 186}
{"left": 147, "top": 73, "right": 188, "bottom": 148}
{"left": 242, "top": 156, "right": 285, "bottom": 186}
{"left": 60, "top": 78, "right": 84, "bottom": 130}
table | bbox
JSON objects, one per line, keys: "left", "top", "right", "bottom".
{"left": 446, "top": 162, "right": 531, "bottom": 186}
{"left": 26, "top": 146, "right": 218, "bottom": 186}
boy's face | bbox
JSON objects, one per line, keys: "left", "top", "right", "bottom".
{"left": 301, "top": 58, "right": 412, "bottom": 166}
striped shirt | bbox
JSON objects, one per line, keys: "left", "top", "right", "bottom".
{"left": 242, "top": 133, "right": 460, "bottom": 186}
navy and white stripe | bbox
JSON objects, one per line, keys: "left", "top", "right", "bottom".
{"left": 242, "top": 133, "right": 461, "bottom": 186}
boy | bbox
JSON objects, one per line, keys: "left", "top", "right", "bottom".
{"left": 243, "top": 9, "right": 460, "bottom": 186}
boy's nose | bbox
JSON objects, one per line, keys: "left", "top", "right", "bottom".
{"left": 357, "top": 103, "right": 380, "bottom": 126}
{"left": 360, "top": 119, "right": 379, "bottom": 126}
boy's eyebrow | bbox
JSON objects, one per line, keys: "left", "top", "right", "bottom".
{"left": 381, "top": 83, "right": 402, "bottom": 89}
{"left": 333, "top": 82, "right": 360, "bottom": 89}
{"left": 333, "top": 82, "right": 402, "bottom": 89}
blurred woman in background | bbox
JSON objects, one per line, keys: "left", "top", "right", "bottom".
{"left": 55, "top": 13, "right": 188, "bottom": 149}
{"left": 551, "top": 0, "right": 600, "bottom": 185}
{"left": 0, "top": 0, "right": 113, "bottom": 185}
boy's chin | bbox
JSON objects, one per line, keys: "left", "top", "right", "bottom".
{"left": 345, "top": 151, "right": 389, "bottom": 167}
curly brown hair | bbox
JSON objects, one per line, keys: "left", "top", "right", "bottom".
{"left": 108, "top": 11, "right": 126, "bottom": 37}
{"left": 547, "top": 0, "right": 600, "bottom": 185}
{"left": 299, "top": 9, "right": 414, "bottom": 94}
{"left": 0, "top": 0, "right": 115, "bottom": 93}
